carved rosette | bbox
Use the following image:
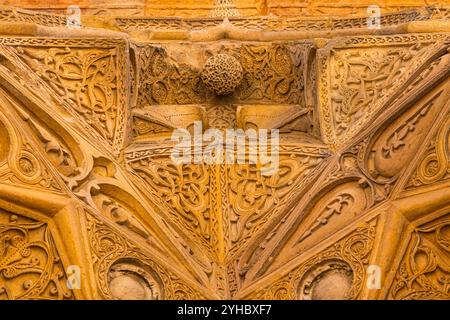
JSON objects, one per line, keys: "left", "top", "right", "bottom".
{"left": 0, "top": 211, "right": 72, "bottom": 300}
{"left": 201, "top": 54, "right": 243, "bottom": 95}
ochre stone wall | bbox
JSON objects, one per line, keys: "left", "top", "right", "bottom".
{"left": 0, "top": 0, "right": 146, "bottom": 15}
{"left": 264, "top": 0, "right": 450, "bottom": 16}
{"left": 0, "top": 0, "right": 448, "bottom": 16}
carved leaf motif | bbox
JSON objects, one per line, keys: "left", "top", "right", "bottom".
{"left": 0, "top": 212, "right": 72, "bottom": 300}
{"left": 13, "top": 45, "right": 125, "bottom": 150}
{"left": 320, "top": 35, "right": 447, "bottom": 146}
{"left": 406, "top": 113, "right": 450, "bottom": 189}
{"left": 390, "top": 215, "right": 450, "bottom": 300}
{"left": 367, "top": 88, "right": 445, "bottom": 182}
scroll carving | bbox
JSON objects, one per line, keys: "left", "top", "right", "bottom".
{"left": 0, "top": 211, "right": 72, "bottom": 300}
{"left": 319, "top": 34, "right": 448, "bottom": 147}
{"left": 85, "top": 212, "right": 206, "bottom": 300}
{"left": 0, "top": 100, "right": 62, "bottom": 192}
{"left": 0, "top": 5, "right": 448, "bottom": 300}
{"left": 135, "top": 42, "right": 310, "bottom": 107}
{"left": 389, "top": 213, "right": 450, "bottom": 300}
{"left": 406, "top": 113, "right": 450, "bottom": 189}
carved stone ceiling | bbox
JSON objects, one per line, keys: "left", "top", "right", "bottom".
{"left": 0, "top": 3, "right": 449, "bottom": 300}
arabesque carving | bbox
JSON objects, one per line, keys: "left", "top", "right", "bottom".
{"left": 388, "top": 213, "right": 450, "bottom": 300}
{"left": 0, "top": 3, "right": 449, "bottom": 300}
{"left": 0, "top": 210, "right": 72, "bottom": 300}
{"left": 248, "top": 219, "right": 377, "bottom": 300}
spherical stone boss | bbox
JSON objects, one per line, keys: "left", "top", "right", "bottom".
{"left": 201, "top": 53, "right": 243, "bottom": 96}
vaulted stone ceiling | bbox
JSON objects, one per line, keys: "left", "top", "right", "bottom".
{"left": 0, "top": 1, "right": 449, "bottom": 300}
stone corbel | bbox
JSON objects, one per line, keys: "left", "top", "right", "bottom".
{"left": 132, "top": 105, "right": 208, "bottom": 139}
{"left": 236, "top": 104, "right": 313, "bottom": 134}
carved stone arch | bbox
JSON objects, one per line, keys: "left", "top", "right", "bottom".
{"left": 76, "top": 174, "right": 215, "bottom": 286}
{"left": 269, "top": 177, "right": 374, "bottom": 270}
{"left": 0, "top": 3, "right": 449, "bottom": 300}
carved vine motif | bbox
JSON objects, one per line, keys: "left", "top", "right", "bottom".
{"left": 0, "top": 212, "right": 72, "bottom": 300}
{"left": 125, "top": 145, "right": 330, "bottom": 260}
{"left": 201, "top": 53, "right": 243, "bottom": 95}
{"left": 206, "top": 105, "right": 237, "bottom": 130}
{"left": 136, "top": 46, "right": 209, "bottom": 106}
{"left": 128, "top": 156, "right": 211, "bottom": 244}
{"left": 0, "top": 7, "right": 67, "bottom": 27}
{"left": 320, "top": 34, "right": 448, "bottom": 146}
{"left": 0, "top": 107, "right": 62, "bottom": 192}
{"left": 15, "top": 46, "right": 119, "bottom": 142}
{"left": 108, "top": 261, "right": 163, "bottom": 300}
{"left": 95, "top": 194, "right": 150, "bottom": 241}
{"left": 252, "top": 219, "right": 377, "bottom": 300}
{"left": 239, "top": 55, "right": 449, "bottom": 281}
{"left": 228, "top": 154, "right": 325, "bottom": 248}
{"left": 332, "top": 44, "right": 425, "bottom": 135}
{"left": 389, "top": 214, "right": 450, "bottom": 300}
{"left": 297, "top": 193, "right": 354, "bottom": 243}
{"left": 85, "top": 212, "right": 205, "bottom": 300}
{"left": 135, "top": 42, "right": 309, "bottom": 107}
{"left": 232, "top": 44, "right": 307, "bottom": 104}
{"left": 0, "top": 7, "right": 448, "bottom": 300}
{"left": 364, "top": 88, "right": 445, "bottom": 186}
{"left": 406, "top": 113, "right": 450, "bottom": 189}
